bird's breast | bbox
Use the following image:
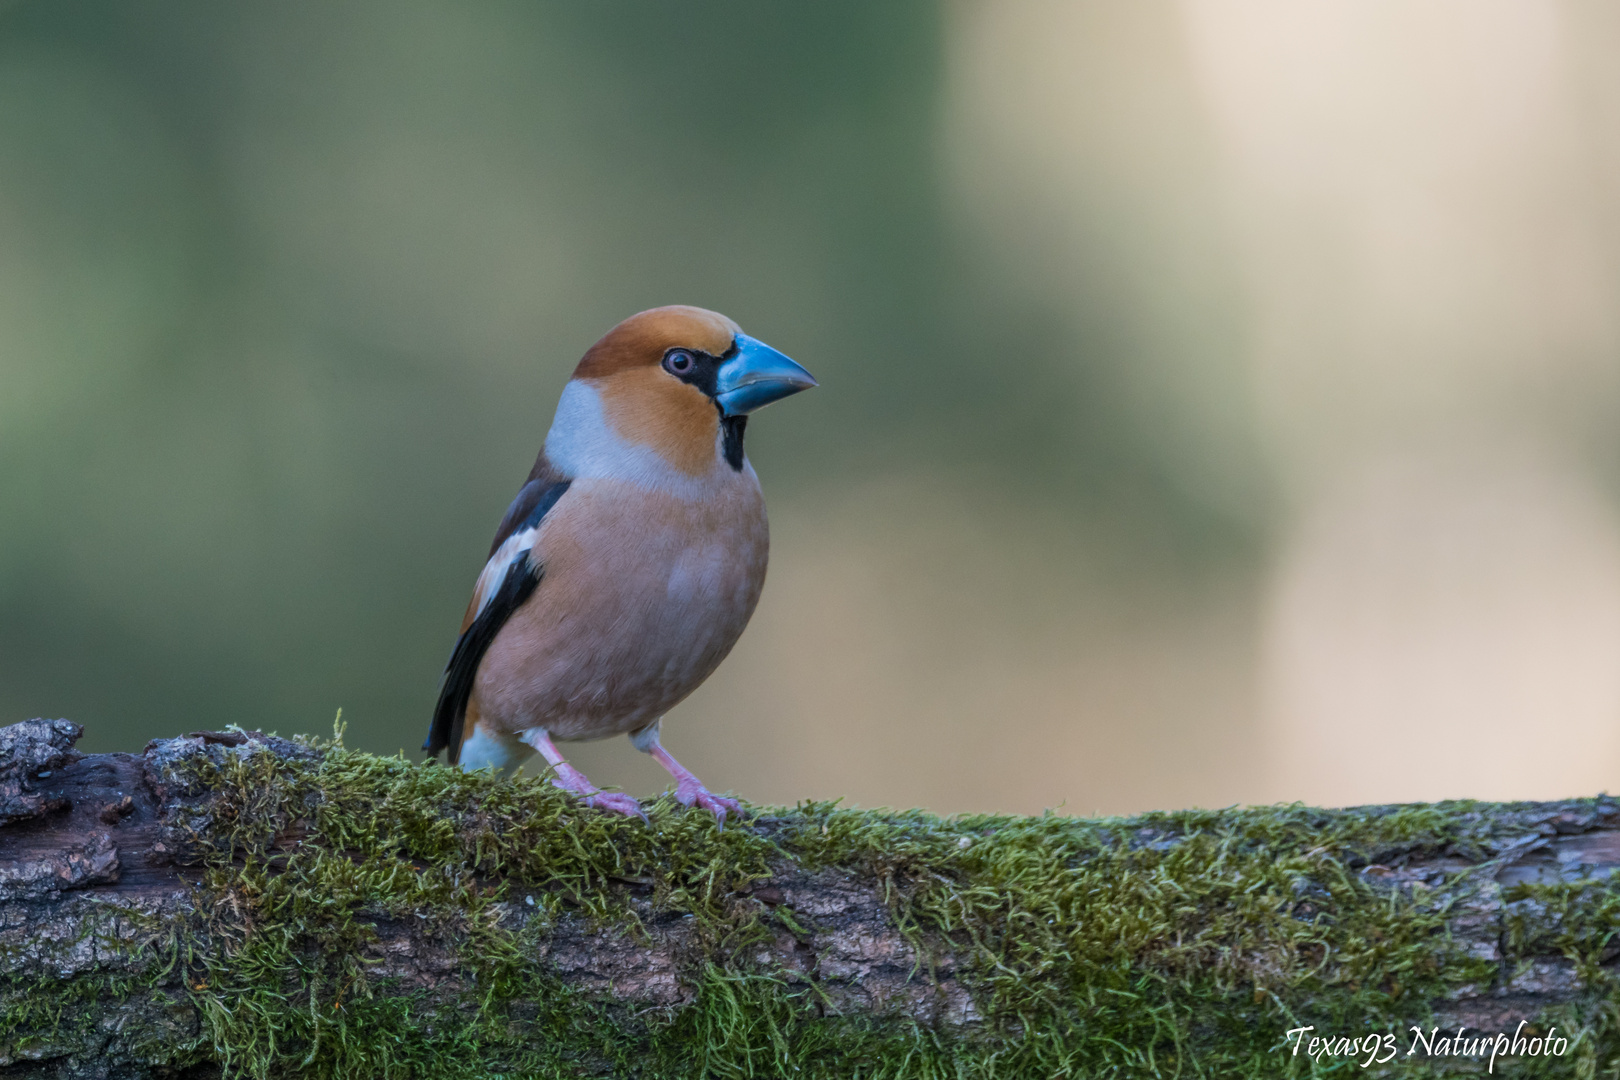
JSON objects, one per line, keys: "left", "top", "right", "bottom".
{"left": 474, "top": 471, "right": 769, "bottom": 739}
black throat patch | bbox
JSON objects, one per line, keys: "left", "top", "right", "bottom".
{"left": 721, "top": 414, "right": 747, "bottom": 471}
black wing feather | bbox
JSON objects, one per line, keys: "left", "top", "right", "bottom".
{"left": 424, "top": 479, "right": 571, "bottom": 761}
{"left": 487, "top": 477, "right": 548, "bottom": 557}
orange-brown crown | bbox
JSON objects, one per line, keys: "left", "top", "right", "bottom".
{"left": 572, "top": 306, "right": 739, "bottom": 380}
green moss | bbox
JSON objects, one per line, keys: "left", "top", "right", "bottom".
{"left": 1499, "top": 879, "right": 1620, "bottom": 1078}
{"left": 2, "top": 735, "right": 1616, "bottom": 1078}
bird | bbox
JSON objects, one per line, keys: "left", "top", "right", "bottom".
{"left": 423, "top": 305, "right": 817, "bottom": 822}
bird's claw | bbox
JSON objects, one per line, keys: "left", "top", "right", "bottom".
{"left": 581, "top": 790, "right": 646, "bottom": 820}
{"left": 583, "top": 793, "right": 644, "bottom": 819}
{"left": 548, "top": 773, "right": 645, "bottom": 820}
{"left": 674, "top": 781, "right": 743, "bottom": 825}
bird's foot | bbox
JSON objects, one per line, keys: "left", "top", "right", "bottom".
{"left": 673, "top": 780, "right": 743, "bottom": 825}
{"left": 580, "top": 790, "right": 646, "bottom": 819}
{"left": 548, "top": 764, "right": 645, "bottom": 820}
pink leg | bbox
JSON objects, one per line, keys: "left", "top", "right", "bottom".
{"left": 519, "top": 728, "right": 644, "bottom": 819}
{"left": 632, "top": 723, "right": 743, "bottom": 825}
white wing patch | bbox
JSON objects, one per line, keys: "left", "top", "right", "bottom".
{"left": 472, "top": 527, "right": 540, "bottom": 618}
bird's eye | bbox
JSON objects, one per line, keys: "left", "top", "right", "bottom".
{"left": 663, "top": 349, "right": 695, "bottom": 376}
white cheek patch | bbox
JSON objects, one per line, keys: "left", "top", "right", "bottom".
{"left": 544, "top": 380, "right": 735, "bottom": 500}
{"left": 473, "top": 526, "right": 539, "bottom": 618}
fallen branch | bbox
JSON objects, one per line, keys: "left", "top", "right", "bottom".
{"left": 0, "top": 719, "right": 1615, "bottom": 1078}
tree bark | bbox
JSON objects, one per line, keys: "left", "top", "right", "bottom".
{"left": 0, "top": 719, "right": 1615, "bottom": 1078}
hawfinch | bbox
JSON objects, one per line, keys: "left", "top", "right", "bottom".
{"left": 423, "top": 306, "right": 817, "bottom": 821}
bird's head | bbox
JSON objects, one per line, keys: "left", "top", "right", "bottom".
{"left": 550, "top": 305, "right": 817, "bottom": 479}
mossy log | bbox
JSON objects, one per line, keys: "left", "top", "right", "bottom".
{"left": 0, "top": 719, "right": 1616, "bottom": 1079}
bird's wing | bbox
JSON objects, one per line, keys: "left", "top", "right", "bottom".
{"left": 424, "top": 479, "right": 572, "bottom": 762}
{"left": 486, "top": 474, "right": 549, "bottom": 558}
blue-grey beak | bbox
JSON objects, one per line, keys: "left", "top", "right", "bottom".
{"left": 714, "top": 334, "right": 818, "bottom": 417}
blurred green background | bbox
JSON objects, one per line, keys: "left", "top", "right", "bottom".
{"left": 3, "top": 0, "right": 1619, "bottom": 814}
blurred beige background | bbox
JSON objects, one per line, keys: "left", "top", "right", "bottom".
{"left": 3, "top": 1, "right": 1619, "bottom": 814}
